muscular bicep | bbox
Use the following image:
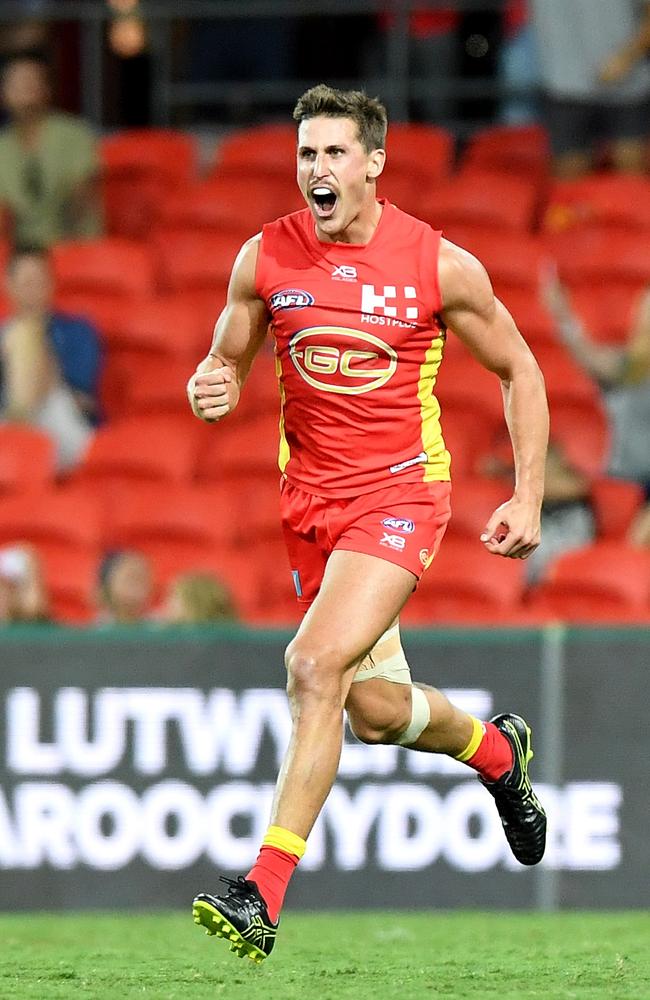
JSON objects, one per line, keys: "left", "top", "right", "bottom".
{"left": 439, "top": 240, "right": 538, "bottom": 379}
{"left": 204, "top": 235, "right": 270, "bottom": 384}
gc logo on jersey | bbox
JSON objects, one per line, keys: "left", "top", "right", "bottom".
{"left": 289, "top": 326, "right": 397, "bottom": 395}
{"left": 269, "top": 288, "right": 314, "bottom": 312}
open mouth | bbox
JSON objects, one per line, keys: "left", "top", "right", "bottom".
{"left": 311, "top": 186, "right": 338, "bottom": 219}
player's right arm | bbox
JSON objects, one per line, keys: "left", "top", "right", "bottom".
{"left": 187, "top": 234, "right": 270, "bottom": 422}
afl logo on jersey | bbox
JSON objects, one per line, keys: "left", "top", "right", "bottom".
{"left": 270, "top": 288, "right": 314, "bottom": 312}
{"left": 289, "top": 327, "right": 397, "bottom": 395}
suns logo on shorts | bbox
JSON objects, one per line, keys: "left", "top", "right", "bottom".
{"left": 270, "top": 289, "right": 314, "bottom": 312}
{"left": 289, "top": 327, "right": 397, "bottom": 395}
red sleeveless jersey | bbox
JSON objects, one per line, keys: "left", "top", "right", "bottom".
{"left": 255, "top": 199, "right": 451, "bottom": 497}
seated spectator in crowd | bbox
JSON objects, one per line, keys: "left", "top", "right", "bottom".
{"left": 0, "top": 246, "right": 101, "bottom": 471}
{"left": 164, "top": 571, "right": 237, "bottom": 625}
{"left": 530, "top": 0, "right": 650, "bottom": 176}
{"left": 483, "top": 440, "right": 595, "bottom": 583}
{"left": 96, "top": 550, "right": 154, "bottom": 626}
{"left": 543, "top": 273, "right": 650, "bottom": 496}
{"left": 628, "top": 502, "right": 650, "bottom": 546}
{"left": 0, "top": 50, "right": 102, "bottom": 247}
{"left": 0, "top": 542, "right": 49, "bottom": 624}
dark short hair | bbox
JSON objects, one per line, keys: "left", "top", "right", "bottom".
{"left": 1, "top": 49, "right": 50, "bottom": 80}
{"left": 293, "top": 84, "right": 388, "bottom": 153}
{"left": 6, "top": 244, "right": 50, "bottom": 273}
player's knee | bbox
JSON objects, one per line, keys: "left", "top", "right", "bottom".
{"left": 284, "top": 641, "right": 342, "bottom": 705}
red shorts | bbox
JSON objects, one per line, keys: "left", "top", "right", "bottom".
{"left": 280, "top": 479, "right": 452, "bottom": 608}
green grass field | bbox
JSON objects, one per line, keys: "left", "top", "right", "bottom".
{"left": 0, "top": 911, "right": 647, "bottom": 1000}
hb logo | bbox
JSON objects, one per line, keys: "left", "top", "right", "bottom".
{"left": 361, "top": 285, "right": 419, "bottom": 320}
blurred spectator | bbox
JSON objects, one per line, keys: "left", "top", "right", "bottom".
{"left": 498, "top": 0, "right": 541, "bottom": 125}
{"left": 0, "top": 12, "right": 48, "bottom": 68}
{"left": 0, "top": 50, "right": 102, "bottom": 247}
{"left": 629, "top": 501, "right": 650, "bottom": 545}
{"left": 543, "top": 272, "right": 650, "bottom": 494}
{"left": 483, "top": 439, "right": 595, "bottom": 583}
{"left": 0, "top": 246, "right": 101, "bottom": 472}
{"left": 0, "top": 542, "right": 49, "bottom": 624}
{"left": 164, "top": 571, "right": 237, "bottom": 625}
{"left": 530, "top": 0, "right": 650, "bottom": 176}
{"left": 369, "top": 7, "right": 461, "bottom": 124}
{"left": 96, "top": 550, "right": 154, "bottom": 626}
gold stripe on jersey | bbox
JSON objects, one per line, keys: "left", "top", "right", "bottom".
{"left": 417, "top": 333, "right": 451, "bottom": 481}
{"left": 275, "top": 348, "right": 290, "bottom": 473}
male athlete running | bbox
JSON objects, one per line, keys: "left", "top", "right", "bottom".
{"left": 188, "top": 85, "right": 549, "bottom": 964}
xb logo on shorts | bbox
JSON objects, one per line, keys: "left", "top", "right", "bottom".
{"left": 289, "top": 326, "right": 397, "bottom": 395}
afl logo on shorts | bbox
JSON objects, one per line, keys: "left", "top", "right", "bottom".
{"left": 270, "top": 289, "right": 314, "bottom": 311}
{"left": 289, "top": 326, "right": 397, "bottom": 395}
{"left": 382, "top": 517, "right": 415, "bottom": 534}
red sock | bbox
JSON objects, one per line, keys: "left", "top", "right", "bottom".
{"left": 246, "top": 846, "right": 299, "bottom": 923}
{"left": 464, "top": 721, "right": 513, "bottom": 782}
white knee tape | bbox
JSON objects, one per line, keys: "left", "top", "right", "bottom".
{"left": 395, "top": 686, "right": 431, "bottom": 746}
{"left": 352, "top": 623, "right": 412, "bottom": 685}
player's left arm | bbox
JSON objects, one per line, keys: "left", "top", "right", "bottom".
{"left": 438, "top": 239, "right": 549, "bottom": 559}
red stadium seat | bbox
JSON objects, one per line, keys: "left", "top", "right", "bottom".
{"left": 377, "top": 172, "right": 422, "bottom": 216}
{"left": 104, "top": 481, "right": 239, "bottom": 555}
{"left": 443, "top": 228, "right": 549, "bottom": 293}
{"left": 105, "top": 294, "right": 207, "bottom": 361}
{"left": 549, "top": 399, "right": 611, "bottom": 479}
{"left": 447, "top": 476, "right": 512, "bottom": 541}
{"left": 235, "top": 475, "right": 284, "bottom": 545}
{"left": 40, "top": 548, "right": 98, "bottom": 625}
{"left": 155, "top": 230, "right": 242, "bottom": 293}
{"left": 463, "top": 124, "right": 550, "bottom": 176}
{"left": 241, "top": 538, "right": 301, "bottom": 625}
{"left": 527, "top": 542, "right": 650, "bottom": 622}
{"left": 568, "top": 284, "right": 641, "bottom": 346}
{"left": 383, "top": 123, "right": 454, "bottom": 182}
{"left": 73, "top": 415, "right": 200, "bottom": 488}
{"left": 439, "top": 408, "right": 498, "bottom": 478}
{"left": 590, "top": 478, "right": 645, "bottom": 540}
{"left": 101, "top": 129, "right": 197, "bottom": 239}
{"left": 401, "top": 539, "right": 527, "bottom": 625}
{"left": 101, "top": 129, "right": 196, "bottom": 184}
{"left": 157, "top": 177, "right": 291, "bottom": 237}
{"left": 420, "top": 172, "right": 539, "bottom": 232}
{"left": 0, "top": 425, "right": 56, "bottom": 495}
{"left": 0, "top": 488, "right": 102, "bottom": 560}
{"left": 119, "top": 357, "right": 195, "bottom": 418}
{"left": 197, "top": 415, "right": 281, "bottom": 486}
{"left": 51, "top": 239, "right": 156, "bottom": 299}
{"left": 545, "top": 228, "right": 650, "bottom": 289}
{"left": 533, "top": 343, "right": 602, "bottom": 406}
{"left": 543, "top": 173, "right": 650, "bottom": 233}
{"left": 436, "top": 350, "right": 504, "bottom": 424}
{"left": 498, "top": 289, "right": 559, "bottom": 347}
{"left": 214, "top": 125, "right": 298, "bottom": 178}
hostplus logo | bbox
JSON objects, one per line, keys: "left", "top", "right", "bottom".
{"left": 361, "top": 284, "right": 419, "bottom": 328}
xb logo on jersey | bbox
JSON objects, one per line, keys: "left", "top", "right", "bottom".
{"left": 289, "top": 327, "right": 397, "bottom": 395}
